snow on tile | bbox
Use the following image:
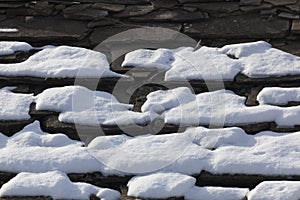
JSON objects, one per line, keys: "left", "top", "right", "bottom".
{"left": 185, "top": 186, "right": 249, "bottom": 200}
{"left": 0, "top": 41, "right": 32, "bottom": 56}
{"left": 143, "top": 87, "right": 300, "bottom": 127}
{"left": 122, "top": 41, "right": 300, "bottom": 81}
{"left": 88, "top": 124, "right": 300, "bottom": 176}
{"left": 88, "top": 131, "right": 207, "bottom": 175}
{"left": 221, "top": 41, "right": 300, "bottom": 78}
{"left": 257, "top": 87, "right": 300, "bottom": 105}
{"left": 0, "top": 121, "right": 102, "bottom": 173}
{"left": 123, "top": 46, "right": 241, "bottom": 81}
{"left": 0, "top": 45, "right": 121, "bottom": 78}
{"left": 1, "top": 120, "right": 300, "bottom": 176}
{"left": 35, "top": 85, "right": 156, "bottom": 126}
{"left": 0, "top": 171, "right": 120, "bottom": 200}
{"left": 127, "top": 173, "right": 196, "bottom": 199}
{"left": 0, "top": 87, "right": 34, "bottom": 120}
{"left": 247, "top": 181, "right": 300, "bottom": 200}
{"left": 210, "top": 130, "right": 300, "bottom": 175}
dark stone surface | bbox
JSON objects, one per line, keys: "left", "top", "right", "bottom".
{"left": 196, "top": 171, "right": 300, "bottom": 189}
{"left": 183, "top": 2, "right": 240, "bottom": 13}
{"left": 184, "top": 15, "right": 290, "bottom": 39}
{"left": 0, "top": 119, "right": 34, "bottom": 136}
{"left": 150, "top": 0, "right": 178, "bottom": 8}
{"left": 0, "top": 16, "right": 88, "bottom": 46}
{"left": 92, "top": 3, "right": 125, "bottom": 12}
{"left": 113, "top": 5, "right": 154, "bottom": 18}
{"left": 129, "top": 9, "right": 207, "bottom": 22}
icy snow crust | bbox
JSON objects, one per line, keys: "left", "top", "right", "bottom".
{"left": 122, "top": 41, "right": 300, "bottom": 81}
{"left": 0, "top": 171, "right": 120, "bottom": 200}
{"left": 1, "top": 121, "right": 300, "bottom": 176}
{"left": 142, "top": 87, "right": 300, "bottom": 127}
{"left": 35, "top": 85, "right": 155, "bottom": 126}
{"left": 0, "top": 45, "right": 121, "bottom": 78}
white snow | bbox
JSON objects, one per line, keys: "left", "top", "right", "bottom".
{"left": 0, "top": 45, "right": 121, "bottom": 78}
{"left": 122, "top": 41, "right": 300, "bottom": 81}
{"left": 88, "top": 132, "right": 198, "bottom": 174}
{"left": 185, "top": 186, "right": 249, "bottom": 200}
{"left": 0, "top": 28, "right": 18, "bottom": 33}
{"left": 142, "top": 87, "right": 300, "bottom": 127}
{"left": 89, "top": 125, "right": 300, "bottom": 176}
{"left": 127, "top": 173, "right": 196, "bottom": 199}
{"left": 0, "top": 87, "right": 34, "bottom": 120}
{"left": 247, "top": 181, "right": 300, "bottom": 200}
{"left": 0, "top": 171, "right": 120, "bottom": 200}
{"left": 0, "top": 121, "right": 103, "bottom": 173}
{"left": 1, "top": 120, "right": 300, "bottom": 176}
{"left": 35, "top": 85, "right": 155, "bottom": 126}
{"left": 221, "top": 41, "right": 300, "bottom": 78}
{"left": 257, "top": 87, "right": 300, "bottom": 105}
{"left": 0, "top": 41, "right": 32, "bottom": 56}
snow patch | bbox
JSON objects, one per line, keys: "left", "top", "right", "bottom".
{"left": 257, "top": 87, "right": 300, "bottom": 105}
{"left": 185, "top": 186, "right": 249, "bottom": 200}
{"left": 247, "top": 181, "right": 300, "bottom": 200}
{"left": 127, "top": 173, "right": 196, "bottom": 199}
{"left": 0, "top": 171, "right": 120, "bottom": 200}
{"left": 0, "top": 41, "right": 32, "bottom": 56}
{"left": 0, "top": 45, "right": 121, "bottom": 78}
{"left": 35, "top": 85, "right": 155, "bottom": 126}
{"left": 143, "top": 87, "right": 300, "bottom": 127}
{"left": 0, "top": 87, "right": 34, "bottom": 120}
{"left": 122, "top": 41, "right": 300, "bottom": 81}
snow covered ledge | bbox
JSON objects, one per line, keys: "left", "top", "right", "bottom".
{"left": 122, "top": 41, "right": 300, "bottom": 81}
{"left": 0, "top": 171, "right": 120, "bottom": 200}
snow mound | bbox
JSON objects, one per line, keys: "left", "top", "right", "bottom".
{"left": 0, "top": 171, "right": 120, "bottom": 200}
{"left": 0, "top": 121, "right": 102, "bottom": 173}
{"left": 0, "top": 45, "right": 121, "bottom": 78}
{"left": 247, "top": 181, "right": 300, "bottom": 200}
{"left": 122, "top": 41, "right": 300, "bottom": 81}
{"left": 0, "top": 41, "right": 32, "bottom": 56}
{"left": 143, "top": 87, "right": 300, "bottom": 127}
{"left": 35, "top": 85, "right": 155, "bottom": 126}
{"left": 0, "top": 87, "right": 34, "bottom": 120}
{"left": 185, "top": 186, "right": 249, "bottom": 200}
{"left": 1, "top": 120, "right": 300, "bottom": 176}
{"left": 88, "top": 132, "right": 198, "bottom": 174}
{"left": 127, "top": 173, "right": 196, "bottom": 199}
{"left": 257, "top": 87, "right": 300, "bottom": 105}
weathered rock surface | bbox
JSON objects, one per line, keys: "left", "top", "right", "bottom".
{"left": 184, "top": 15, "right": 290, "bottom": 38}
{"left": 129, "top": 9, "right": 207, "bottom": 22}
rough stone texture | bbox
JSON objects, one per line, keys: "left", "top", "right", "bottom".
{"left": 240, "top": 0, "right": 263, "bottom": 5}
{"left": 129, "top": 9, "right": 207, "bottom": 22}
{"left": 64, "top": 8, "right": 108, "bottom": 20}
{"left": 184, "top": 2, "right": 240, "bottom": 13}
{"left": 184, "top": 15, "right": 290, "bottom": 39}
{"left": 113, "top": 5, "right": 154, "bottom": 18}
{"left": 292, "top": 20, "right": 300, "bottom": 33}
{"left": 0, "top": 16, "right": 88, "bottom": 46}
{"left": 150, "top": 0, "right": 178, "bottom": 8}
{"left": 240, "top": 3, "right": 273, "bottom": 12}
{"left": 278, "top": 12, "right": 300, "bottom": 19}
{"left": 92, "top": 3, "right": 125, "bottom": 12}
{"left": 265, "top": 0, "right": 297, "bottom": 6}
